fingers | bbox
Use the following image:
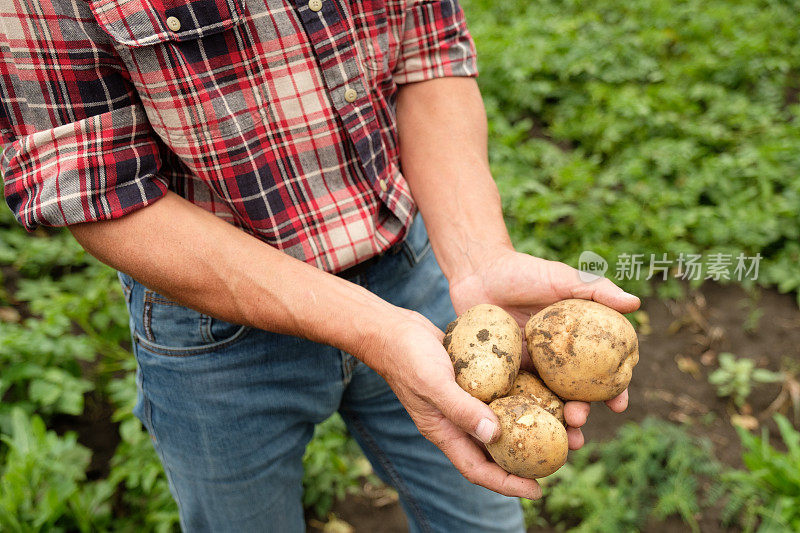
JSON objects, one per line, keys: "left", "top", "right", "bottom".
{"left": 434, "top": 422, "right": 543, "bottom": 499}
{"left": 564, "top": 391, "right": 628, "bottom": 427}
{"left": 595, "top": 280, "right": 640, "bottom": 314}
{"left": 433, "top": 381, "right": 501, "bottom": 444}
{"left": 563, "top": 401, "right": 590, "bottom": 428}
{"left": 605, "top": 389, "right": 629, "bottom": 413}
{"left": 568, "top": 274, "right": 640, "bottom": 314}
{"left": 567, "top": 426, "right": 584, "bottom": 450}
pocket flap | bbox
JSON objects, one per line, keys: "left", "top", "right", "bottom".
{"left": 91, "top": 0, "right": 244, "bottom": 46}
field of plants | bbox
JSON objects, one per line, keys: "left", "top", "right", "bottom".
{"left": 2, "top": 0, "right": 800, "bottom": 531}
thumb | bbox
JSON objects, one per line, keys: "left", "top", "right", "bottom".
{"left": 435, "top": 381, "right": 501, "bottom": 444}
{"left": 571, "top": 276, "right": 640, "bottom": 314}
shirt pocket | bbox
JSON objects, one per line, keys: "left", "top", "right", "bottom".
{"left": 90, "top": 0, "right": 245, "bottom": 46}
{"left": 352, "top": 3, "right": 391, "bottom": 85}
{"left": 89, "top": 0, "right": 258, "bottom": 144}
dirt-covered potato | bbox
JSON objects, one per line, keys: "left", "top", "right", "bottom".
{"left": 443, "top": 304, "right": 522, "bottom": 402}
{"left": 526, "top": 299, "right": 639, "bottom": 402}
{"left": 507, "top": 370, "right": 565, "bottom": 425}
{"left": 486, "top": 395, "right": 568, "bottom": 479}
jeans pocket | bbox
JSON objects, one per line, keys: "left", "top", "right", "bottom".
{"left": 400, "top": 213, "right": 432, "bottom": 267}
{"left": 127, "top": 280, "right": 251, "bottom": 357}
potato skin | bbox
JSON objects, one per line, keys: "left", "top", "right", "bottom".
{"left": 526, "top": 299, "right": 639, "bottom": 402}
{"left": 486, "top": 396, "right": 568, "bottom": 479}
{"left": 508, "top": 370, "right": 565, "bottom": 425}
{"left": 443, "top": 304, "right": 522, "bottom": 402}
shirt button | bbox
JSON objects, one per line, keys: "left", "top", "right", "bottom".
{"left": 344, "top": 87, "right": 358, "bottom": 103}
{"left": 379, "top": 179, "right": 388, "bottom": 192}
{"left": 166, "top": 16, "right": 181, "bottom": 32}
{"left": 308, "top": 0, "right": 323, "bottom": 12}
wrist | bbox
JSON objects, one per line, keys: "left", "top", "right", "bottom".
{"left": 233, "top": 254, "right": 408, "bottom": 364}
{"left": 443, "top": 241, "right": 515, "bottom": 288}
{"left": 343, "top": 303, "right": 409, "bottom": 377}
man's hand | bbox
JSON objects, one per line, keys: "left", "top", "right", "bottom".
{"left": 364, "top": 310, "right": 543, "bottom": 500}
{"left": 397, "top": 77, "right": 639, "bottom": 488}
{"left": 449, "top": 246, "right": 640, "bottom": 450}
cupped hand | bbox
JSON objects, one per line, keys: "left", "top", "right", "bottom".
{"left": 449, "top": 247, "right": 641, "bottom": 450}
{"left": 367, "top": 310, "right": 543, "bottom": 500}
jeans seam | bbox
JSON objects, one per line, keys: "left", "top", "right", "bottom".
{"left": 147, "top": 296, "right": 184, "bottom": 306}
{"left": 199, "top": 314, "right": 214, "bottom": 343}
{"left": 400, "top": 241, "right": 416, "bottom": 267}
{"left": 401, "top": 236, "right": 432, "bottom": 268}
{"left": 121, "top": 282, "right": 131, "bottom": 303}
{"left": 344, "top": 411, "right": 432, "bottom": 533}
{"left": 143, "top": 293, "right": 155, "bottom": 341}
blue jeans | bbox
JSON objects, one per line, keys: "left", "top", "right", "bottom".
{"left": 118, "top": 214, "right": 524, "bottom": 533}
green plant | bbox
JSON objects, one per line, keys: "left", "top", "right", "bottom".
{"left": 462, "top": 0, "right": 800, "bottom": 302}
{"left": 0, "top": 408, "right": 112, "bottom": 532}
{"left": 719, "top": 414, "right": 800, "bottom": 532}
{"left": 709, "top": 352, "right": 783, "bottom": 407}
{"left": 523, "top": 418, "right": 720, "bottom": 532}
{"left": 302, "top": 414, "right": 375, "bottom": 518}
{"left": 0, "top": 318, "right": 94, "bottom": 427}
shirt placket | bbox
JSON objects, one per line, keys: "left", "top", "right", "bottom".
{"left": 291, "top": 0, "right": 399, "bottom": 216}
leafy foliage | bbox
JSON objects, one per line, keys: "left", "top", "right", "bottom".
{"left": 0, "top": 318, "right": 94, "bottom": 425}
{"left": 302, "top": 414, "right": 375, "bottom": 518}
{"left": 523, "top": 418, "right": 720, "bottom": 532}
{"left": 0, "top": 408, "right": 112, "bottom": 532}
{"left": 709, "top": 352, "right": 783, "bottom": 407}
{"left": 463, "top": 0, "right": 800, "bottom": 301}
{"left": 720, "top": 414, "right": 800, "bottom": 532}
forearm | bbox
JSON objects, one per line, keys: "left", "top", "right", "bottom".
{"left": 68, "top": 191, "right": 402, "bottom": 363}
{"left": 397, "top": 77, "right": 512, "bottom": 283}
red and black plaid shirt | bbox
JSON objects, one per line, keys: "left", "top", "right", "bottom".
{"left": 0, "top": 0, "right": 476, "bottom": 273}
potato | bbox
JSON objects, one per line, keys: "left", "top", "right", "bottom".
{"left": 486, "top": 395, "right": 568, "bottom": 479}
{"left": 443, "top": 304, "right": 522, "bottom": 402}
{"left": 507, "top": 370, "right": 565, "bottom": 425}
{"left": 525, "top": 299, "right": 639, "bottom": 402}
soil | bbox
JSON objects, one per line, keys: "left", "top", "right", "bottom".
{"left": 307, "top": 282, "right": 800, "bottom": 533}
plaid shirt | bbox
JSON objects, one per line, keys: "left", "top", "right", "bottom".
{"left": 0, "top": 0, "right": 476, "bottom": 273}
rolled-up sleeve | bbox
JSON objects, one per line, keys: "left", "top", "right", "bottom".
{"left": 0, "top": 5, "right": 168, "bottom": 232}
{"left": 392, "top": 0, "right": 478, "bottom": 85}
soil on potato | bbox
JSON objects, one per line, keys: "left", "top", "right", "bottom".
{"left": 307, "top": 282, "right": 800, "bottom": 533}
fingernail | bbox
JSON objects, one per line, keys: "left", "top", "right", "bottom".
{"left": 622, "top": 291, "right": 638, "bottom": 300}
{"left": 475, "top": 418, "right": 496, "bottom": 444}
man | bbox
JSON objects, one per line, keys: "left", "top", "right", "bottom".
{"left": 0, "top": 0, "right": 639, "bottom": 530}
